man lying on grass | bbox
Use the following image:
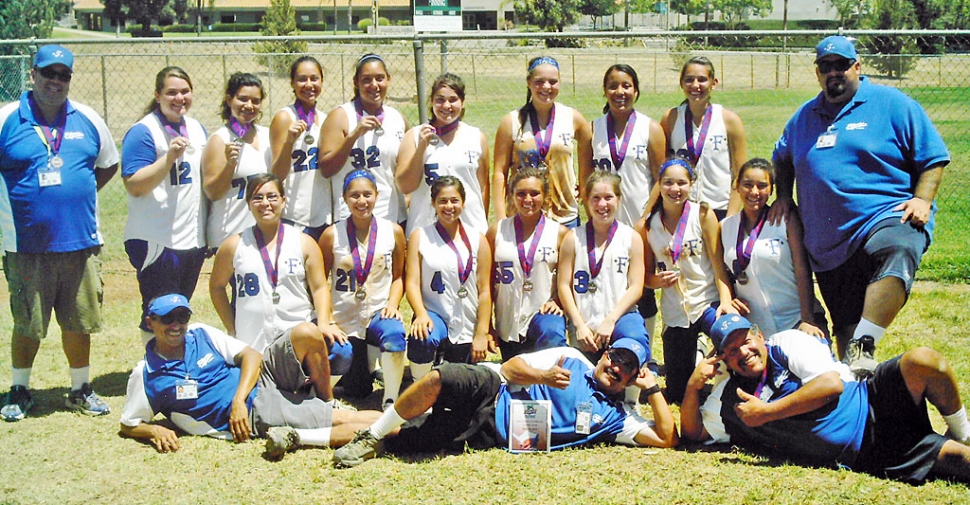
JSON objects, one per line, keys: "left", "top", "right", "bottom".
{"left": 682, "top": 314, "right": 970, "bottom": 484}
{"left": 333, "top": 338, "right": 678, "bottom": 467}
{"left": 119, "top": 294, "right": 386, "bottom": 459}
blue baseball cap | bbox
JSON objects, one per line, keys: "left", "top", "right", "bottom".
{"left": 709, "top": 314, "right": 753, "bottom": 354}
{"left": 147, "top": 294, "right": 192, "bottom": 317}
{"left": 815, "top": 36, "right": 858, "bottom": 63}
{"left": 34, "top": 45, "right": 74, "bottom": 71}
{"left": 610, "top": 338, "right": 648, "bottom": 369}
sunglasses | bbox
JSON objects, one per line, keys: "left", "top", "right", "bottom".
{"left": 38, "top": 66, "right": 73, "bottom": 83}
{"left": 154, "top": 311, "right": 191, "bottom": 325}
{"left": 606, "top": 349, "right": 637, "bottom": 377}
{"left": 250, "top": 193, "right": 281, "bottom": 204}
{"left": 816, "top": 58, "right": 855, "bottom": 74}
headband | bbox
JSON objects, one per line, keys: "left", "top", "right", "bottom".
{"left": 528, "top": 56, "right": 559, "bottom": 72}
{"left": 343, "top": 169, "right": 377, "bottom": 193}
{"left": 357, "top": 54, "right": 385, "bottom": 71}
{"left": 659, "top": 158, "right": 694, "bottom": 179}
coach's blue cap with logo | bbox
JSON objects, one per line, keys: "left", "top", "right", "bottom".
{"left": 148, "top": 294, "right": 192, "bottom": 316}
{"left": 815, "top": 35, "right": 858, "bottom": 62}
{"left": 610, "top": 338, "right": 648, "bottom": 369}
{"left": 709, "top": 314, "right": 753, "bottom": 353}
{"left": 34, "top": 44, "right": 75, "bottom": 71}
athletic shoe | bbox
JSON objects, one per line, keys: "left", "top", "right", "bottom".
{"left": 382, "top": 399, "right": 395, "bottom": 412}
{"left": 844, "top": 335, "right": 878, "bottom": 379}
{"left": 1, "top": 386, "right": 34, "bottom": 422}
{"left": 265, "top": 426, "right": 301, "bottom": 460}
{"left": 65, "top": 383, "right": 111, "bottom": 416}
{"left": 371, "top": 369, "right": 385, "bottom": 387}
{"left": 332, "top": 398, "right": 357, "bottom": 411}
{"left": 333, "top": 429, "right": 384, "bottom": 468}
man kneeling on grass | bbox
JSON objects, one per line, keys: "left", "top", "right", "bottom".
{"left": 682, "top": 314, "right": 970, "bottom": 484}
{"left": 119, "top": 294, "right": 385, "bottom": 459}
{"left": 332, "top": 338, "right": 678, "bottom": 467}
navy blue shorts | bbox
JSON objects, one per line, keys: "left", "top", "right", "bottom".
{"left": 125, "top": 240, "right": 206, "bottom": 331}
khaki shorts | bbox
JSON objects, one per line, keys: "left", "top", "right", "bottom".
{"left": 3, "top": 247, "right": 103, "bottom": 340}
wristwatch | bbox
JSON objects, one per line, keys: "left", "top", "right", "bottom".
{"left": 643, "top": 384, "right": 662, "bottom": 397}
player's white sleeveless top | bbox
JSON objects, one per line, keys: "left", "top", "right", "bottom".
{"left": 493, "top": 216, "right": 560, "bottom": 343}
{"left": 404, "top": 122, "right": 487, "bottom": 236}
{"left": 418, "top": 223, "right": 481, "bottom": 344}
{"left": 329, "top": 102, "right": 407, "bottom": 224}
{"left": 330, "top": 216, "right": 396, "bottom": 338}
{"left": 720, "top": 214, "right": 801, "bottom": 336}
{"left": 591, "top": 111, "right": 655, "bottom": 226}
{"left": 572, "top": 221, "right": 635, "bottom": 330}
{"left": 232, "top": 224, "right": 312, "bottom": 353}
{"left": 277, "top": 105, "right": 331, "bottom": 229}
{"left": 124, "top": 113, "right": 207, "bottom": 249}
{"left": 205, "top": 125, "right": 271, "bottom": 247}
{"left": 669, "top": 103, "right": 732, "bottom": 211}
{"left": 647, "top": 203, "right": 718, "bottom": 328}
{"left": 509, "top": 103, "right": 579, "bottom": 224}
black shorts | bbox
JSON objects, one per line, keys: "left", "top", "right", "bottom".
{"left": 386, "top": 363, "right": 502, "bottom": 454}
{"left": 815, "top": 218, "right": 928, "bottom": 332}
{"left": 855, "top": 356, "right": 947, "bottom": 484}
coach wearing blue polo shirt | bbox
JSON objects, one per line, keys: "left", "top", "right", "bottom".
{"left": 771, "top": 35, "right": 949, "bottom": 378}
{"left": 0, "top": 45, "right": 119, "bottom": 422}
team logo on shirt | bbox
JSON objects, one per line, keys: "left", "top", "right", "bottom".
{"left": 285, "top": 258, "right": 300, "bottom": 274}
{"left": 614, "top": 256, "right": 629, "bottom": 274}
{"left": 538, "top": 247, "right": 555, "bottom": 263}
{"left": 197, "top": 352, "right": 214, "bottom": 369}
{"left": 633, "top": 144, "right": 647, "bottom": 161}
{"left": 709, "top": 135, "right": 726, "bottom": 152}
{"left": 845, "top": 122, "right": 868, "bottom": 131}
{"left": 65, "top": 131, "right": 85, "bottom": 140}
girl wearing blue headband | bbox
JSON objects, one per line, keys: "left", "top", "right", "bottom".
{"left": 638, "top": 155, "right": 736, "bottom": 404}
{"left": 318, "top": 169, "right": 408, "bottom": 409}
{"left": 492, "top": 55, "right": 592, "bottom": 229}
{"left": 319, "top": 53, "right": 411, "bottom": 227}
{"left": 661, "top": 56, "right": 748, "bottom": 222}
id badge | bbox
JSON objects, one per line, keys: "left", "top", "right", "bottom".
{"left": 816, "top": 131, "right": 837, "bottom": 149}
{"left": 576, "top": 401, "right": 592, "bottom": 435}
{"left": 176, "top": 379, "right": 199, "bottom": 400}
{"left": 38, "top": 162, "right": 62, "bottom": 187}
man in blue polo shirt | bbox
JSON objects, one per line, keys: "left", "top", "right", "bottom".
{"left": 0, "top": 45, "right": 119, "bottom": 421}
{"left": 120, "top": 294, "right": 385, "bottom": 459}
{"left": 682, "top": 314, "right": 970, "bottom": 484}
{"left": 332, "top": 338, "right": 679, "bottom": 467}
{"left": 771, "top": 36, "right": 949, "bottom": 378}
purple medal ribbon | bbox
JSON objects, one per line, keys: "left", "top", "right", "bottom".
{"left": 228, "top": 116, "right": 251, "bottom": 140}
{"left": 354, "top": 98, "right": 384, "bottom": 126}
{"left": 528, "top": 105, "right": 556, "bottom": 159}
{"left": 585, "top": 220, "right": 618, "bottom": 281}
{"left": 683, "top": 105, "right": 713, "bottom": 166}
{"left": 733, "top": 209, "right": 768, "bottom": 278}
{"left": 606, "top": 110, "right": 637, "bottom": 170}
{"left": 29, "top": 94, "right": 67, "bottom": 156}
{"left": 294, "top": 100, "right": 316, "bottom": 127}
{"left": 253, "top": 224, "right": 285, "bottom": 294}
{"left": 753, "top": 367, "right": 769, "bottom": 399}
{"left": 514, "top": 214, "right": 545, "bottom": 279}
{"left": 435, "top": 222, "right": 474, "bottom": 287}
{"left": 669, "top": 201, "right": 692, "bottom": 263}
{"left": 432, "top": 118, "right": 460, "bottom": 137}
{"left": 347, "top": 218, "right": 379, "bottom": 287}
{"left": 154, "top": 109, "right": 188, "bottom": 140}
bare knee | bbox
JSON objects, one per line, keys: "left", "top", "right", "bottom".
{"left": 289, "top": 322, "right": 327, "bottom": 356}
{"left": 901, "top": 347, "right": 950, "bottom": 378}
{"left": 417, "top": 369, "right": 443, "bottom": 393}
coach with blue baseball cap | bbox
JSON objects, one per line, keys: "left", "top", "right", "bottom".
{"left": 814, "top": 35, "right": 858, "bottom": 62}
{"left": 0, "top": 44, "right": 119, "bottom": 423}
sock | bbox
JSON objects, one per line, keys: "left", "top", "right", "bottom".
{"left": 624, "top": 385, "right": 640, "bottom": 406}
{"left": 410, "top": 362, "right": 433, "bottom": 382}
{"left": 141, "top": 330, "right": 155, "bottom": 347}
{"left": 853, "top": 318, "right": 886, "bottom": 344}
{"left": 367, "top": 345, "right": 381, "bottom": 374}
{"left": 69, "top": 366, "right": 90, "bottom": 391}
{"left": 943, "top": 408, "right": 970, "bottom": 442}
{"left": 294, "top": 427, "right": 331, "bottom": 447}
{"left": 381, "top": 351, "right": 406, "bottom": 404}
{"left": 369, "top": 406, "right": 407, "bottom": 440}
{"left": 11, "top": 367, "right": 31, "bottom": 388}
{"left": 643, "top": 315, "right": 657, "bottom": 341}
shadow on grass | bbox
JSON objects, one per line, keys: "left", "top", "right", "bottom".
{"left": 91, "top": 371, "right": 132, "bottom": 397}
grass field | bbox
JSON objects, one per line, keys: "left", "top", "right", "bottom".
{"left": 2, "top": 37, "right": 970, "bottom": 503}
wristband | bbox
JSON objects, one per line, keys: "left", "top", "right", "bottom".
{"left": 643, "top": 384, "right": 662, "bottom": 397}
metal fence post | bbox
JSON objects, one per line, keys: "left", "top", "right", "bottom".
{"left": 414, "top": 39, "right": 428, "bottom": 125}
{"left": 341, "top": 54, "right": 346, "bottom": 100}
{"left": 101, "top": 55, "right": 108, "bottom": 123}
{"left": 440, "top": 39, "right": 447, "bottom": 74}
{"left": 471, "top": 51, "right": 477, "bottom": 94}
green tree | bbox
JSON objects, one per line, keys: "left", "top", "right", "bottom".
{"left": 827, "top": 0, "right": 871, "bottom": 27}
{"left": 578, "top": 0, "right": 618, "bottom": 28}
{"left": 668, "top": 0, "right": 706, "bottom": 22}
{"left": 514, "top": 0, "right": 583, "bottom": 31}
{"left": 100, "top": 0, "right": 182, "bottom": 33}
{"left": 254, "top": 0, "right": 307, "bottom": 75}
{"left": 0, "top": 0, "right": 71, "bottom": 52}
{"left": 862, "top": 0, "right": 920, "bottom": 78}
{"left": 713, "top": 0, "right": 772, "bottom": 27}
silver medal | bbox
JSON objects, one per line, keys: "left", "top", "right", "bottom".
{"left": 374, "top": 126, "right": 384, "bottom": 136}
{"left": 737, "top": 272, "right": 749, "bottom": 285}
{"left": 355, "top": 287, "right": 366, "bottom": 301}
{"left": 457, "top": 286, "right": 469, "bottom": 298}
{"left": 428, "top": 136, "right": 439, "bottom": 146}
{"left": 49, "top": 155, "right": 64, "bottom": 169}
{"left": 538, "top": 161, "right": 547, "bottom": 171}
{"left": 272, "top": 291, "right": 280, "bottom": 304}
{"left": 588, "top": 282, "right": 598, "bottom": 294}
{"left": 523, "top": 280, "right": 534, "bottom": 292}
{"left": 304, "top": 134, "right": 315, "bottom": 145}
{"left": 184, "top": 145, "right": 195, "bottom": 155}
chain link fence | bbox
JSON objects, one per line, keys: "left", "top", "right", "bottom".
{"left": 1, "top": 30, "right": 967, "bottom": 279}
